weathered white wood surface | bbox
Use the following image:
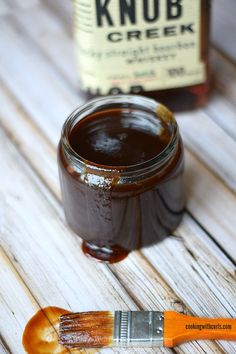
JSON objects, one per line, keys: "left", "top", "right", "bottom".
{"left": 0, "top": 1, "right": 236, "bottom": 354}
{"left": 212, "top": 0, "right": 236, "bottom": 61}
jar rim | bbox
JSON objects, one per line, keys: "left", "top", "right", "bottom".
{"left": 61, "top": 95, "right": 179, "bottom": 176}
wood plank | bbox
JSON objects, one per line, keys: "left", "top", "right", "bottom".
{"left": 205, "top": 93, "right": 236, "bottom": 142}
{"left": 177, "top": 110, "right": 236, "bottom": 194}
{"left": 11, "top": 2, "right": 77, "bottom": 88}
{"left": 41, "top": 0, "right": 72, "bottom": 35}
{"left": 0, "top": 245, "right": 102, "bottom": 354}
{"left": 0, "top": 248, "right": 39, "bottom": 354}
{"left": 0, "top": 0, "right": 39, "bottom": 16}
{"left": 12, "top": 0, "right": 39, "bottom": 9}
{"left": 0, "top": 80, "right": 59, "bottom": 198}
{"left": 0, "top": 2, "right": 10, "bottom": 16}
{"left": 142, "top": 215, "right": 236, "bottom": 317}
{"left": 0, "top": 17, "right": 81, "bottom": 146}
{"left": 212, "top": 0, "right": 236, "bottom": 62}
{"left": 185, "top": 149, "right": 236, "bottom": 262}
{"left": 0, "top": 340, "right": 10, "bottom": 354}
{"left": 142, "top": 215, "right": 236, "bottom": 354}
{"left": 211, "top": 49, "right": 236, "bottom": 108}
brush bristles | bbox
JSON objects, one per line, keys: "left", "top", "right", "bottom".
{"left": 59, "top": 311, "right": 114, "bottom": 349}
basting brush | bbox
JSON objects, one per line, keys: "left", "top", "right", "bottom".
{"left": 59, "top": 310, "right": 236, "bottom": 349}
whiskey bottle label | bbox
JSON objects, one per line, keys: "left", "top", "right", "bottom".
{"left": 74, "top": 0, "right": 206, "bottom": 95}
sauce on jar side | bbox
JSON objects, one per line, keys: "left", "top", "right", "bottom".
{"left": 58, "top": 107, "right": 185, "bottom": 263}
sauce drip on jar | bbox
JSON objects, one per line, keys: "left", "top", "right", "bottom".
{"left": 58, "top": 96, "right": 185, "bottom": 263}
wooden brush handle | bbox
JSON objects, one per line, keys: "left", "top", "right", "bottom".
{"left": 164, "top": 311, "right": 236, "bottom": 347}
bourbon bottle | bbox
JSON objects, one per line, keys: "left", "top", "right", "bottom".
{"left": 74, "top": 0, "right": 211, "bottom": 111}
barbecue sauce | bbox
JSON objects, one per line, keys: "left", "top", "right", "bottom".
{"left": 22, "top": 307, "right": 97, "bottom": 354}
{"left": 58, "top": 98, "right": 185, "bottom": 263}
{"left": 69, "top": 110, "right": 171, "bottom": 166}
{"left": 22, "top": 307, "right": 70, "bottom": 353}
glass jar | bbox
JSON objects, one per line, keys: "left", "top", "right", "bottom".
{"left": 58, "top": 95, "right": 185, "bottom": 263}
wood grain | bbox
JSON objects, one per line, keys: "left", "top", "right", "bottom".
{"left": 177, "top": 111, "right": 236, "bottom": 194}
{"left": 0, "top": 0, "right": 39, "bottom": 15}
{"left": 0, "top": 80, "right": 59, "bottom": 198}
{"left": 12, "top": 2, "right": 77, "bottom": 88}
{"left": 205, "top": 93, "right": 236, "bottom": 141}
{"left": 211, "top": 49, "right": 236, "bottom": 108}
{"left": 0, "top": 16, "right": 79, "bottom": 146}
{"left": 212, "top": 0, "right": 236, "bottom": 62}
{"left": 185, "top": 150, "right": 236, "bottom": 262}
{"left": 0, "top": 2, "right": 236, "bottom": 354}
{"left": 0, "top": 248, "right": 39, "bottom": 354}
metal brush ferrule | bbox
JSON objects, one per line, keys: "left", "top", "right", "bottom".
{"left": 113, "top": 311, "right": 164, "bottom": 347}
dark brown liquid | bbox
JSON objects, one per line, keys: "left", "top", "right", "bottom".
{"left": 22, "top": 307, "right": 70, "bottom": 354}
{"left": 69, "top": 110, "right": 170, "bottom": 166}
{"left": 58, "top": 108, "right": 184, "bottom": 263}
{"left": 60, "top": 311, "right": 113, "bottom": 349}
{"left": 22, "top": 307, "right": 97, "bottom": 354}
{"left": 82, "top": 241, "right": 129, "bottom": 263}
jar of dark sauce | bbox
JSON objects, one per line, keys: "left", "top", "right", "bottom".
{"left": 58, "top": 96, "right": 185, "bottom": 263}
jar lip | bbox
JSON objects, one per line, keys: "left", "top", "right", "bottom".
{"left": 61, "top": 95, "right": 179, "bottom": 175}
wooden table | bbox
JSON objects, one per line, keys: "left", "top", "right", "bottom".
{"left": 0, "top": 1, "right": 236, "bottom": 353}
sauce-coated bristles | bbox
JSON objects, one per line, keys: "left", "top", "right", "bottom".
{"left": 59, "top": 311, "right": 114, "bottom": 349}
